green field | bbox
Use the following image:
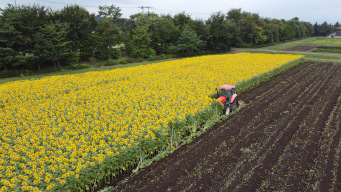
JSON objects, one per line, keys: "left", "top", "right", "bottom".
{"left": 312, "top": 46, "right": 341, "bottom": 54}
{"left": 266, "top": 37, "right": 341, "bottom": 51}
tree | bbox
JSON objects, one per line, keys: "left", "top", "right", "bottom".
{"left": 171, "top": 25, "right": 202, "bottom": 54}
{"left": 57, "top": 5, "right": 97, "bottom": 59}
{"left": 313, "top": 22, "right": 319, "bottom": 36}
{"left": 0, "top": 17, "right": 27, "bottom": 70}
{"left": 319, "top": 21, "right": 332, "bottom": 36}
{"left": 0, "top": 4, "right": 50, "bottom": 69}
{"left": 94, "top": 18, "right": 120, "bottom": 60}
{"left": 226, "top": 8, "right": 242, "bottom": 23}
{"left": 33, "top": 32, "right": 55, "bottom": 70}
{"left": 98, "top": 5, "right": 122, "bottom": 21}
{"left": 172, "top": 12, "right": 195, "bottom": 30}
{"left": 127, "top": 26, "right": 155, "bottom": 58}
{"left": 262, "top": 18, "right": 279, "bottom": 44}
{"left": 94, "top": 5, "right": 122, "bottom": 60}
{"left": 239, "top": 14, "right": 267, "bottom": 45}
{"left": 147, "top": 15, "right": 180, "bottom": 54}
{"left": 224, "top": 19, "right": 241, "bottom": 46}
{"left": 302, "top": 22, "right": 314, "bottom": 37}
{"left": 193, "top": 19, "right": 210, "bottom": 50}
{"left": 206, "top": 12, "right": 231, "bottom": 51}
{"left": 40, "top": 21, "right": 70, "bottom": 67}
{"left": 125, "top": 13, "right": 180, "bottom": 55}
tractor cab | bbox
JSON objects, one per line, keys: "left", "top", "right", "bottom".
{"left": 216, "top": 85, "right": 239, "bottom": 115}
{"left": 217, "top": 85, "right": 236, "bottom": 104}
{"left": 218, "top": 85, "right": 236, "bottom": 97}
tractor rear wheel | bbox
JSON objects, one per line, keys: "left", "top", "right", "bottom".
{"left": 231, "top": 99, "right": 239, "bottom": 111}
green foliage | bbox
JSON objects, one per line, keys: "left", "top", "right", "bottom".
{"left": 206, "top": 12, "right": 231, "bottom": 51}
{"left": 118, "top": 59, "right": 128, "bottom": 64}
{"left": 0, "top": 4, "right": 333, "bottom": 79}
{"left": 98, "top": 5, "right": 122, "bottom": 21}
{"left": 89, "top": 57, "right": 97, "bottom": 64}
{"left": 127, "top": 26, "right": 156, "bottom": 58}
{"left": 0, "top": 4, "right": 48, "bottom": 70}
{"left": 126, "top": 58, "right": 136, "bottom": 63}
{"left": 40, "top": 21, "right": 70, "bottom": 64}
{"left": 172, "top": 12, "right": 196, "bottom": 30}
{"left": 68, "top": 63, "right": 89, "bottom": 70}
{"left": 147, "top": 15, "right": 181, "bottom": 54}
{"left": 312, "top": 46, "right": 341, "bottom": 53}
{"left": 66, "top": 52, "right": 80, "bottom": 69}
{"left": 0, "top": 18, "right": 26, "bottom": 70}
{"left": 110, "top": 48, "right": 121, "bottom": 59}
{"left": 239, "top": 14, "right": 267, "bottom": 45}
{"left": 316, "top": 21, "right": 333, "bottom": 36}
{"left": 33, "top": 32, "right": 56, "bottom": 70}
{"left": 57, "top": 5, "right": 97, "bottom": 56}
{"left": 94, "top": 17, "right": 121, "bottom": 60}
{"left": 103, "top": 59, "right": 117, "bottom": 66}
{"left": 136, "top": 58, "right": 144, "bottom": 62}
{"left": 171, "top": 25, "right": 202, "bottom": 55}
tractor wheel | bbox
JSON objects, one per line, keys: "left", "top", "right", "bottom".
{"left": 224, "top": 106, "right": 230, "bottom": 115}
{"left": 231, "top": 99, "right": 239, "bottom": 111}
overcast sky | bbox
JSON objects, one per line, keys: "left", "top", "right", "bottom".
{"left": 1, "top": 0, "right": 340, "bottom": 24}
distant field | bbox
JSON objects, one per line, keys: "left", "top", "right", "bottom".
{"left": 312, "top": 46, "right": 341, "bottom": 54}
{"left": 266, "top": 37, "right": 341, "bottom": 51}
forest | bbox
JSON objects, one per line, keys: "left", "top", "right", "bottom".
{"left": 0, "top": 4, "right": 340, "bottom": 77}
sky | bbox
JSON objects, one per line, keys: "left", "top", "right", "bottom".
{"left": 1, "top": 0, "right": 340, "bottom": 24}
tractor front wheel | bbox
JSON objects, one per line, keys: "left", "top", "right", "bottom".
{"left": 224, "top": 106, "right": 231, "bottom": 115}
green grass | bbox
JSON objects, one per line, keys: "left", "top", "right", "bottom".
{"left": 304, "top": 54, "right": 341, "bottom": 64}
{"left": 265, "top": 37, "right": 341, "bottom": 51}
{"left": 312, "top": 46, "right": 341, "bottom": 54}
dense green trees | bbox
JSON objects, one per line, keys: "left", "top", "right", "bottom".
{"left": 171, "top": 25, "right": 202, "bottom": 54}
{"left": 0, "top": 4, "right": 338, "bottom": 75}
{"left": 206, "top": 12, "right": 231, "bottom": 51}
{"left": 0, "top": 4, "right": 51, "bottom": 70}
{"left": 127, "top": 26, "right": 155, "bottom": 58}
{"left": 94, "top": 5, "right": 122, "bottom": 60}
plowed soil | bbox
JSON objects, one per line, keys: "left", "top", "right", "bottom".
{"left": 284, "top": 45, "right": 317, "bottom": 51}
{"left": 112, "top": 61, "right": 341, "bottom": 192}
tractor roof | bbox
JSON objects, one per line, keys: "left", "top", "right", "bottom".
{"left": 220, "top": 85, "right": 235, "bottom": 90}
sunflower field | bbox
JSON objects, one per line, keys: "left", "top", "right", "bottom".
{"left": 0, "top": 53, "right": 303, "bottom": 191}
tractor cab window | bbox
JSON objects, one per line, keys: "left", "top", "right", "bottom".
{"left": 219, "top": 89, "right": 231, "bottom": 97}
{"left": 219, "top": 89, "right": 227, "bottom": 96}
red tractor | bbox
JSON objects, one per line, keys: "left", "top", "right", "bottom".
{"left": 216, "top": 85, "right": 239, "bottom": 115}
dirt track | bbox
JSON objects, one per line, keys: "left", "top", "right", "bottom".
{"left": 112, "top": 61, "right": 341, "bottom": 192}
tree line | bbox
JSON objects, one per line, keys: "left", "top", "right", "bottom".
{"left": 0, "top": 4, "right": 340, "bottom": 76}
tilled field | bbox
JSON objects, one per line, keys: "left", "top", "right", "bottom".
{"left": 112, "top": 61, "right": 341, "bottom": 192}
{"left": 284, "top": 45, "right": 318, "bottom": 51}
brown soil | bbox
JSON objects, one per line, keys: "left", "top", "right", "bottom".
{"left": 284, "top": 45, "right": 318, "bottom": 51}
{"left": 112, "top": 61, "right": 341, "bottom": 192}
